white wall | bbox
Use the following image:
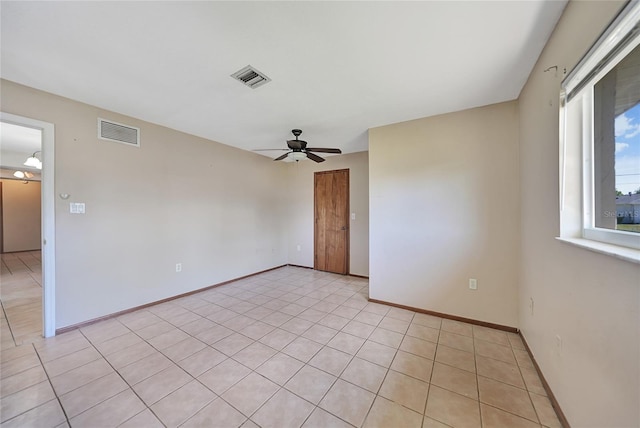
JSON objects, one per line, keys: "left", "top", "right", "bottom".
{"left": 1, "top": 79, "right": 289, "bottom": 329}
{"left": 518, "top": 1, "right": 639, "bottom": 426}
{"left": 369, "top": 101, "right": 520, "bottom": 327}
{"left": 286, "top": 151, "right": 369, "bottom": 277}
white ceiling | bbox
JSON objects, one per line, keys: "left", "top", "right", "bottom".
{"left": 0, "top": 1, "right": 567, "bottom": 158}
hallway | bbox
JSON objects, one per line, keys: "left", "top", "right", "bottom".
{"left": 1, "top": 250, "right": 42, "bottom": 348}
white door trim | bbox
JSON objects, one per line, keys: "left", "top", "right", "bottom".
{"left": 1, "top": 112, "right": 56, "bottom": 337}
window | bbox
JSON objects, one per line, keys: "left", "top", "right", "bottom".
{"left": 561, "top": 1, "right": 640, "bottom": 254}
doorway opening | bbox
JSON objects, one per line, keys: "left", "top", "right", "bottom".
{"left": 0, "top": 113, "right": 55, "bottom": 341}
{"left": 314, "top": 169, "right": 349, "bottom": 274}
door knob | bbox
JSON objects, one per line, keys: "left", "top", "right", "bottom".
{"left": 340, "top": 226, "right": 348, "bottom": 231}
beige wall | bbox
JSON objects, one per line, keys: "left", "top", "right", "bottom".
{"left": 518, "top": 1, "right": 639, "bottom": 426}
{"left": 286, "top": 151, "right": 369, "bottom": 276}
{"left": 1, "top": 79, "right": 289, "bottom": 329}
{"left": 1, "top": 179, "right": 41, "bottom": 252}
{"left": 369, "top": 101, "right": 520, "bottom": 327}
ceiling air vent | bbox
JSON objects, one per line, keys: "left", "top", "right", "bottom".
{"left": 231, "top": 65, "right": 271, "bottom": 89}
{"left": 98, "top": 118, "right": 140, "bottom": 147}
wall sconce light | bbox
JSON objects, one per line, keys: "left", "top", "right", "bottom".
{"left": 24, "top": 151, "right": 42, "bottom": 169}
{"left": 13, "top": 170, "right": 33, "bottom": 183}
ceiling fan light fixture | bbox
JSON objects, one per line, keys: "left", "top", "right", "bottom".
{"left": 13, "top": 171, "right": 25, "bottom": 179}
{"left": 289, "top": 152, "right": 306, "bottom": 161}
{"left": 24, "top": 151, "right": 42, "bottom": 169}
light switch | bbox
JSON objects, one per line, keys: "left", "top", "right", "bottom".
{"left": 351, "top": 213, "right": 356, "bottom": 220}
{"left": 70, "top": 203, "right": 85, "bottom": 214}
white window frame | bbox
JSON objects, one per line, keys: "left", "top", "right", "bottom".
{"left": 559, "top": 1, "right": 640, "bottom": 259}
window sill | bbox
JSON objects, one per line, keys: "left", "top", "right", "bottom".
{"left": 556, "top": 237, "right": 640, "bottom": 264}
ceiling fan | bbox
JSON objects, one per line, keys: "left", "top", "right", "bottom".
{"left": 255, "top": 129, "right": 342, "bottom": 163}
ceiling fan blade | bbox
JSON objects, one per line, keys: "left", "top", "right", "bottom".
{"left": 274, "top": 152, "right": 290, "bottom": 161}
{"left": 253, "top": 149, "right": 289, "bottom": 152}
{"left": 306, "top": 152, "right": 325, "bottom": 163}
{"left": 305, "top": 148, "right": 342, "bottom": 154}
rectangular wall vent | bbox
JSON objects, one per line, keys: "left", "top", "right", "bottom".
{"left": 98, "top": 118, "right": 140, "bottom": 147}
{"left": 231, "top": 65, "right": 271, "bottom": 89}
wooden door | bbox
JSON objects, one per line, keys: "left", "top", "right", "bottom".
{"left": 314, "top": 169, "right": 349, "bottom": 274}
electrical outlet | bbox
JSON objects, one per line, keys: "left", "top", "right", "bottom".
{"left": 469, "top": 278, "right": 477, "bottom": 290}
{"left": 297, "top": 245, "right": 301, "bottom": 252}
{"left": 176, "top": 263, "right": 182, "bottom": 272}
{"left": 529, "top": 298, "right": 534, "bottom": 316}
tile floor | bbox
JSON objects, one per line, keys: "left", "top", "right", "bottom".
{"left": 0, "top": 265, "right": 562, "bottom": 427}
{"left": 1, "top": 251, "right": 43, "bottom": 348}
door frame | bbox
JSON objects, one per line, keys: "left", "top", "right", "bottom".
{"left": 313, "top": 168, "right": 350, "bottom": 274}
{"left": 1, "top": 112, "right": 56, "bottom": 337}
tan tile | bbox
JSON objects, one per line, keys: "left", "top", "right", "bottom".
{"left": 279, "top": 317, "right": 314, "bottom": 335}
{"left": 513, "top": 348, "right": 535, "bottom": 369}
{"left": 0, "top": 365, "right": 47, "bottom": 398}
{"left": 59, "top": 372, "right": 129, "bottom": 417}
{"left": 356, "top": 340, "right": 397, "bottom": 367}
{"left": 136, "top": 320, "right": 176, "bottom": 340}
{"left": 1, "top": 344, "right": 36, "bottom": 363}
{"left": 477, "top": 355, "right": 525, "bottom": 388}
{"left": 435, "top": 344, "right": 476, "bottom": 373}
{"left": 258, "top": 328, "right": 298, "bottom": 350}
{"left": 441, "top": 319, "right": 473, "bottom": 337}
{"left": 182, "top": 397, "right": 247, "bottom": 428}
{"left": 302, "top": 407, "right": 353, "bottom": 428}
{"left": 530, "top": 392, "right": 562, "bottom": 428}
{"left": 282, "top": 337, "right": 323, "bottom": 363}
{"left": 318, "top": 313, "right": 351, "bottom": 330}
{"left": 222, "top": 315, "right": 257, "bottom": 332}
{"left": 279, "top": 303, "right": 307, "bottom": 316}
{"left": 80, "top": 319, "right": 129, "bottom": 344}
{"left": 319, "top": 379, "right": 375, "bottom": 427}
{"left": 508, "top": 333, "right": 526, "bottom": 350}
{"left": 340, "top": 357, "right": 387, "bottom": 393}
{"left": 285, "top": 365, "right": 337, "bottom": 404}
{"left": 0, "top": 381, "right": 56, "bottom": 423}
{"left": 327, "top": 332, "right": 366, "bottom": 355}
{"left": 1, "top": 351, "right": 41, "bottom": 379}
{"left": 222, "top": 372, "right": 279, "bottom": 416}
{"left": 160, "top": 336, "right": 207, "bottom": 363}
{"left": 117, "top": 311, "right": 162, "bottom": 331}
{"left": 521, "top": 367, "right": 547, "bottom": 396}
{"left": 252, "top": 388, "right": 315, "bottom": 428}
{"left": 132, "top": 364, "right": 192, "bottom": 406}
{"left": 363, "top": 396, "right": 423, "bottom": 428}
{"left": 239, "top": 321, "right": 276, "bottom": 340}
{"left": 400, "top": 335, "right": 437, "bottom": 360}
{"left": 255, "top": 352, "right": 304, "bottom": 385}
{"left": 93, "top": 332, "right": 143, "bottom": 356}
{"left": 302, "top": 324, "right": 339, "bottom": 345}
{"left": 119, "top": 409, "right": 164, "bottom": 428}
{"left": 151, "top": 380, "right": 216, "bottom": 427}
{"left": 0, "top": 399, "right": 65, "bottom": 428}
{"left": 438, "top": 331, "right": 473, "bottom": 352}
{"left": 361, "top": 302, "right": 390, "bottom": 316}
{"left": 431, "top": 362, "right": 478, "bottom": 399}
{"left": 379, "top": 369, "right": 429, "bottom": 413}
{"left": 386, "top": 307, "right": 415, "bottom": 322}
{"left": 104, "top": 340, "right": 155, "bottom": 369}
{"left": 118, "top": 352, "right": 172, "bottom": 385}
{"left": 475, "top": 340, "right": 517, "bottom": 365}
{"left": 478, "top": 376, "right": 538, "bottom": 422}
{"left": 473, "top": 326, "right": 510, "bottom": 346}
{"left": 331, "top": 305, "right": 360, "bottom": 320}
{"left": 353, "top": 311, "right": 383, "bottom": 326}
{"left": 425, "top": 385, "right": 481, "bottom": 428}
{"left": 212, "top": 333, "right": 254, "bottom": 356}
{"left": 378, "top": 317, "right": 410, "bottom": 334}
{"left": 369, "top": 327, "right": 403, "bottom": 348}
{"left": 178, "top": 346, "right": 227, "bottom": 377}
{"left": 197, "top": 358, "right": 251, "bottom": 395}
{"left": 422, "top": 416, "right": 451, "bottom": 428}
{"left": 342, "top": 320, "right": 375, "bottom": 339}
{"left": 407, "top": 324, "right": 440, "bottom": 343}
{"left": 391, "top": 350, "right": 433, "bottom": 382}
{"left": 69, "top": 388, "right": 146, "bottom": 427}
{"left": 481, "top": 403, "right": 541, "bottom": 428}
{"left": 50, "top": 358, "right": 113, "bottom": 395}
{"left": 233, "top": 342, "right": 277, "bottom": 369}
{"left": 262, "top": 311, "right": 293, "bottom": 326}
{"left": 180, "top": 318, "right": 217, "bottom": 337}
{"left": 147, "top": 328, "right": 190, "bottom": 350}
{"left": 309, "top": 346, "right": 352, "bottom": 376}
